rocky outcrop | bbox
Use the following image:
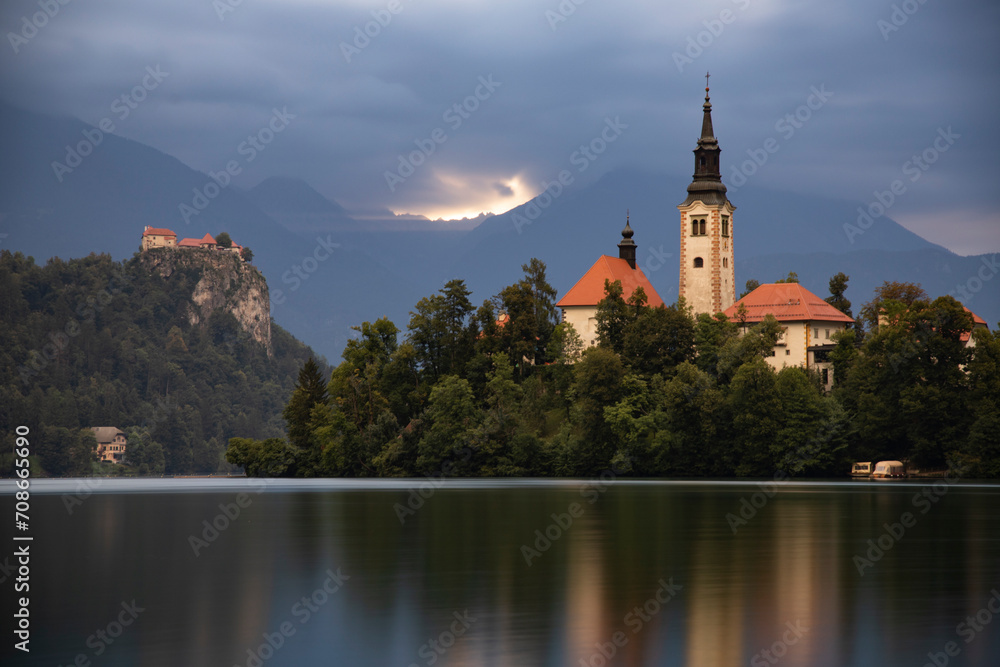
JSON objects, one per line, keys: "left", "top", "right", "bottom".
{"left": 138, "top": 248, "right": 272, "bottom": 356}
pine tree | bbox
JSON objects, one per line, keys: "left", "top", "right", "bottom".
{"left": 283, "top": 357, "right": 328, "bottom": 450}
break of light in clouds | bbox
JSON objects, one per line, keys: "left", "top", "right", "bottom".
{"left": 1, "top": 0, "right": 998, "bottom": 251}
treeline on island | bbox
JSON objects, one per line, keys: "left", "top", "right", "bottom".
{"left": 0, "top": 250, "right": 318, "bottom": 476}
{"left": 228, "top": 260, "right": 1000, "bottom": 479}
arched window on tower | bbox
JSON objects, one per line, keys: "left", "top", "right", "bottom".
{"left": 699, "top": 219, "right": 706, "bottom": 235}
{"left": 723, "top": 257, "right": 728, "bottom": 268}
{"left": 694, "top": 257, "right": 704, "bottom": 268}
{"left": 692, "top": 220, "right": 698, "bottom": 235}
{"left": 722, "top": 216, "right": 729, "bottom": 237}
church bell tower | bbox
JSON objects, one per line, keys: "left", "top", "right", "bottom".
{"left": 677, "top": 74, "right": 735, "bottom": 316}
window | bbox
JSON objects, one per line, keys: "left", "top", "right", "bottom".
{"left": 822, "top": 368, "right": 830, "bottom": 385}
{"left": 691, "top": 217, "right": 707, "bottom": 236}
{"left": 825, "top": 329, "right": 831, "bottom": 339}
{"left": 813, "top": 328, "right": 819, "bottom": 339}
{"left": 722, "top": 216, "right": 729, "bottom": 237}
{"left": 723, "top": 258, "right": 728, "bottom": 268}
{"left": 692, "top": 220, "right": 698, "bottom": 235}
{"left": 786, "top": 350, "right": 791, "bottom": 355}
{"left": 700, "top": 219, "right": 706, "bottom": 235}
{"left": 767, "top": 349, "right": 776, "bottom": 357}
{"left": 693, "top": 257, "right": 704, "bottom": 268}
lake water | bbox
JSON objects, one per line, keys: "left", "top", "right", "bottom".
{"left": 4, "top": 478, "right": 1000, "bottom": 667}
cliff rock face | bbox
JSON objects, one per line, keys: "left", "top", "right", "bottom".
{"left": 138, "top": 249, "right": 272, "bottom": 356}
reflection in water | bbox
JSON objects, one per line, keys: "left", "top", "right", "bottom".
{"left": 7, "top": 481, "right": 1000, "bottom": 667}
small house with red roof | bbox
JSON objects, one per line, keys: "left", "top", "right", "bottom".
{"left": 178, "top": 232, "right": 218, "bottom": 249}
{"left": 878, "top": 304, "right": 988, "bottom": 347}
{"left": 962, "top": 307, "right": 989, "bottom": 346}
{"left": 723, "top": 282, "right": 854, "bottom": 388}
{"left": 141, "top": 226, "right": 177, "bottom": 250}
{"left": 557, "top": 220, "right": 664, "bottom": 348}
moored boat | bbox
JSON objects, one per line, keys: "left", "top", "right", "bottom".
{"left": 871, "top": 460, "right": 907, "bottom": 479}
{"left": 851, "top": 462, "right": 872, "bottom": 477}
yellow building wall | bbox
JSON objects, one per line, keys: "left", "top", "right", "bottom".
{"left": 677, "top": 200, "right": 735, "bottom": 316}
{"left": 562, "top": 305, "right": 599, "bottom": 349}
{"left": 142, "top": 235, "right": 176, "bottom": 250}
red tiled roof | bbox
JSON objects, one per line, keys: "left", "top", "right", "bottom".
{"left": 964, "top": 306, "right": 987, "bottom": 327}
{"left": 961, "top": 306, "right": 988, "bottom": 342}
{"left": 723, "top": 283, "right": 854, "bottom": 324}
{"left": 178, "top": 238, "right": 201, "bottom": 247}
{"left": 143, "top": 227, "right": 176, "bottom": 237}
{"left": 199, "top": 233, "right": 216, "bottom": 245}
{"left": 557, "top": 256, "right": 664, "bottom": 308}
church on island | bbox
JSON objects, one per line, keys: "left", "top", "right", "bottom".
{"left": 556, "top": 79, "right": 866, "bottom": 388}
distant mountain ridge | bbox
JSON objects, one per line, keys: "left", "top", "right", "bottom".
{"left": 1, "top": 103, "right": 995, "bottom": 362}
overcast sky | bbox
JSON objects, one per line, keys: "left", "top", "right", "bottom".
{"left": 2, "top": 0, "right": 998, "bottom": 254}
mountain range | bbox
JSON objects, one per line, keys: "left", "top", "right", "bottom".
{"left": 2, "top": 102, "right": 995, "bottom": 361}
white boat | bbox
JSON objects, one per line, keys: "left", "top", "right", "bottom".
{"left": 871, "top": 460, "right": 907, "bottom": 479}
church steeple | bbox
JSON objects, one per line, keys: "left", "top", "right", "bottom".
{"left": 682, "top": 72, "right": 729, "bottom": 207}
{"left": 677, "top": 76, "right": 736, "bottom": 317}
{"left": 700, "top": 73, "right": 716, "bottom": 143}
{"left": 618, "top": 210, "right": 636, "bottom": 269}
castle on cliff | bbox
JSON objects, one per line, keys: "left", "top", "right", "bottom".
{"left": 141, "top": 226, "right": 245, "bottom": 258}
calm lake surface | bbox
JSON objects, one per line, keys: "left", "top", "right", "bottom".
{"left": 4, "top": 478, "right": 1000, "bottom": 666}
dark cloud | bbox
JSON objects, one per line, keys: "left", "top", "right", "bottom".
{"left": 1, "top": 0, "right": 998, "bottom": 252}
{"left": 493, "top": 181, "right": 514, "bottom": 197}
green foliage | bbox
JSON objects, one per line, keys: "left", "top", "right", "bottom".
{"left": 621, "top": 304, "right": 695, "bottom": 378}
{"left": 260, "top": 266, "right": 997, "bottom": 479}
{"left": 11, "top": 250, "right": 996, "bottom": 479}
{"left": 283, "top": 357, "right": 328, "bottom": 450}
{"left": 407, "top": 279, "right": 475, "bottom": 380}
{"left": 595, "top": 279, "right": 631, "bottom": 353}
{"left": 417, "top": 375, "right": 480, "bottom": 473}
{"left": 0, "top": 250, "right": 319, "bottom": 477}
{"left": 717, "top": 315, "right": 782, "bottom": 382}
{"left": 859, "top": 280, "right": 928, "bottom": 332}
{"left": 226, "top": 437, "right": 296, "bottom": 477}
{"left": 836, "top": 294, "right": 978, "bottom": 468}
{"left": 546, "top": 322, "right": 584, "bottom": 365}
{"left": 775, "top": 271, "right": 799, "bottom": 284}
{"left": 740, "top": 279, "right": 760, "bottom": 299}
{"left": 693, "top": 312, "right": 738, "bottom": 378}
{"left": 215, "top": 232, "right": 233, "bottom": 248}
{"left": 495, "top": 260, "right": 559, "bottom": 372}
{"left": 825, "top": 272, "right": 853, "bottom": 319}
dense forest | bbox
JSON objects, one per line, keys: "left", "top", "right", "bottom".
{"left": 228, "top": 260, "right": 1000, "bottom": 479}
{"left": 0, "top": 250, "right": 319, "bottom": 476}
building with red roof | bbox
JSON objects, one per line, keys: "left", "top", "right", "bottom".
{"left": 141, "top": 226, "right": 177, "bottom": 250}
{"left": 878, "top": 303, "right": 988, "bottom": 346}
{"left": 723, "top": 282, "right": 854, "bottom": 388}
{"left": 557, "top": 220, "right": 664, "bottom": 348}
{"left": 142, "top": 227, "right": 248, "bottom": 260}
{"left": 961, "top": 306, "right": 988, "bottom": 345}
